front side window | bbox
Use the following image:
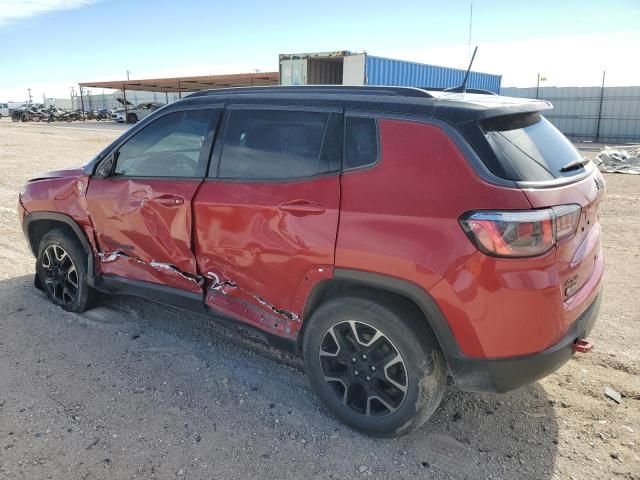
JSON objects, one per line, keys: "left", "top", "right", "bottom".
{"left": 217, "top": 110, "right": 337, "bottom": 180}
{"left": 115, "top": 110, "right": 216, "bottom": 177}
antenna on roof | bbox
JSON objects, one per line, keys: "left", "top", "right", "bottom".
{"left": 445, "top": 46, "right": 478, "bottom": 93}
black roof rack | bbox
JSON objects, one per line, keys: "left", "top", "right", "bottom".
{"left": 187, "top": 85, "right": 435, "bottom": 99}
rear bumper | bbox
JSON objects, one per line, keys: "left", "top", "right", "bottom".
{"left": 449, "top": 290, "right": 602, "bottom": 393}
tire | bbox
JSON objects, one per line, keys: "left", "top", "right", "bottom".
{"left": 303, "top": 294, "right": 446, "bottom": 437}
{"left": 35, "top": 229, "right": 98, "bottom": 313}
{"left": 126, "top": 113, "right": 138, "bottom": 124}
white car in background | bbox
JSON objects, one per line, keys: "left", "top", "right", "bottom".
{"left": 112, "top": 102, "right": 164, "bottom": 124}
{"left": 0, "top": 103, "right": 9, "bottom": 118}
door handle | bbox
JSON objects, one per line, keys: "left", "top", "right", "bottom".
{"left": 278, "top": 200, "right": 326, "bottom": 215}
{"left": 152, "top": 194, "right": 184, "bottom": 206}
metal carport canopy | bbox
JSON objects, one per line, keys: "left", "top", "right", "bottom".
{"left": 78, "top": 71, "right": 280, "bottom": 93}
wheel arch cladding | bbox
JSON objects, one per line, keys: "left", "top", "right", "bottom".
{"left": 299, "top": 269, "right": 455, "bottom": 367}
{"left": 24, "top": 212, "right": 95, "bottom": 280}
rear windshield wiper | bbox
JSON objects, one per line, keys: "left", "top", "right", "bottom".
{"left": 560, "top": 157, "right": 590, "bottom": 172}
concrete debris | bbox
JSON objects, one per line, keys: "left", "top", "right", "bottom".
{"left": 604, "top": 387, "right": 622, "bottom": 404}
{"left": 594, "top": 145, "right": 640, "bottom": 174}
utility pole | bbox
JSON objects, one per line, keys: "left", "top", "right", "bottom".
{"left": 126, "top": 70, "right": 131, "bottom": 80}
{"left": 27, "top": 88, "right": 33, "bottom": 103}
{"left": 70, "top": 87, "right": 76, "bottom": 110}
{"left": 536, "top": 73, "right": 540, "bottom": 99}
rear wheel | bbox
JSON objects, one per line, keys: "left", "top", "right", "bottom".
{"left": 36, "top": 229, "right": 98, "bottom": 312}
{"left": 303, "top": 295, "right": 446, "bottom": 437}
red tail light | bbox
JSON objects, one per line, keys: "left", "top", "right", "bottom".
{"left": 460, "top": 205, "right": 581, "bottom": 258}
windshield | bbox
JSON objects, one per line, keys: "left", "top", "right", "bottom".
{"left": 481, "top": 112, "right": 584, "bottom": 181}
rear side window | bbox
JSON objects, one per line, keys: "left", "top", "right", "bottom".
{"left": 344, "top": 117, "right": 378, "bottom": 169}
{"left": 217, "top": 110, "right": 339, "bottom": 180}
{"left": 481, "top": 112, "right": 583, "bottom": 181}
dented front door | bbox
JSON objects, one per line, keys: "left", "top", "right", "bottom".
{"left": 86, "top": 109, "right": 220, "bottom": 293}
{"left": 86, "top": 178, "right": 204, "bottom": 293}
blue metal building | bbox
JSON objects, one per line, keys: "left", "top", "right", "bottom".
{"left": 279, "top": 51, "right": 501, "bottom": 93}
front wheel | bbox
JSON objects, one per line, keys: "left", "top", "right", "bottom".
{"left": 303, "top": 295, "right": 446, "bottom": 437}
{"left": 127, "top": 113, "right": 138, "bottom": 124}
{"left": 36, "top": 229, "right": 98, "bottom": 312}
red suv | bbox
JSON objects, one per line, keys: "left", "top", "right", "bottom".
{"left": 18, "top": 86, "right": 604, "bottom": 436}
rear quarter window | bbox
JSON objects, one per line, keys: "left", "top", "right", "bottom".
{"left": 344, "top": 117, "right": 378, "bottom": 169}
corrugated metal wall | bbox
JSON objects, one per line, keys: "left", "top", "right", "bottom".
{"left": 365, "top": 55, "right": 502, "bottom": 93}
{"left": 501, "top": 86, "right": 640, "bottom": 144}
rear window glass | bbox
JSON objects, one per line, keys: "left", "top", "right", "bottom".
{"left": 481, "top": 112, "right": 583, "bottom": 181}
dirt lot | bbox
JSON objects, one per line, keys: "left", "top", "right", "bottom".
{"left": 0, "top": 119, "right": 638, "bottom": 479}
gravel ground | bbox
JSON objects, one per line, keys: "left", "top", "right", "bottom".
{"left": 0, "top": 119, "right": 638, "bottom": 479}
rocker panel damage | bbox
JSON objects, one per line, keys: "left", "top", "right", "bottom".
{"left": 98, "top": 250, "right": 204, "bottom": 286}
{"left": 96, "top": 252, "right": 301, "bottom": 337}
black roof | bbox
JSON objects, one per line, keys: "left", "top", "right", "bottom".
{"left": 180, "top": 85, "right": 552, "bottom": 125}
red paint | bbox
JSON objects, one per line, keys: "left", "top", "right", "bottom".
{"left": 19, "top": 116, "right": 604, "bottom": 363}
{"left": 85, "top": 178, "right": 203, "bottom": 293}
{"left": 193, "top": 177, "right": 339, "bottom": 336}
{"left": 20, "top": 168, "right": 93, "bottom": 237}
{"left": 336, "top": 120, "right": 533, "bottom": 291}
{"left": 336, "top": 119, "right": 603, "bottom": 358}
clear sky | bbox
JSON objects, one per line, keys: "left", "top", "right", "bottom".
{"left": 1, "top": 0, "right": 639, "bottom": 102}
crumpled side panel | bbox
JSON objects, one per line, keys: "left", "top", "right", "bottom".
{"left": 204, "top": 270, "right": 301, "bottom": 338}
{"left": 21, "top": 170, "right": 93, "bottom": 235}
{"left": 86, "top": 178, "right": 202, "bottom": 293}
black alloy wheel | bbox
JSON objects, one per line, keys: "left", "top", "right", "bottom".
{"left": 303, "top": 295, "right": 446, "bottom": 437}
{"left": 319, "top": 320, "right": 408, "bottom": 416}
{"left": 40, "top": 244, "right": 79, "bottom": 305}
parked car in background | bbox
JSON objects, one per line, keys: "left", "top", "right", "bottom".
{"left": 112, "top": 102, "right": 164, "bottom": 123}
{"left": 0, "top": 103, "right": 9, "bottom": 118}
{"left": 18, "top": 85, "right": 604, "bottom": 437}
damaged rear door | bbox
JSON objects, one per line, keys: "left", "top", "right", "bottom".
{"left": 193, "top": 107, "right": 342, "bottom": 337}
{"left": 86, "top": 108, "right": 221, "bottom": 293}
